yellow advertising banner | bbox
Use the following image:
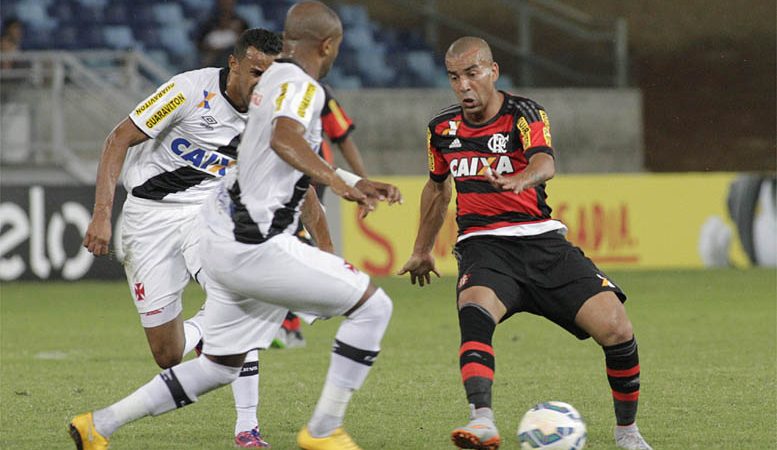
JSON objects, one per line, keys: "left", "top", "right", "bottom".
{"left": 341, "top": 174, "right": 749, "bottom": 276}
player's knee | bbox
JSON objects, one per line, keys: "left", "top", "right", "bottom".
{"left": 152, "top": 347, "right": 183, "bottom": 369}
{"left": 198, "top": 356, "right": 242, "bottom": 386}
{"left": 597, "top": 318, "right": 633, "bottom": 347}
{"left": 351, "top": 288, "right": 393, "bottom": 325}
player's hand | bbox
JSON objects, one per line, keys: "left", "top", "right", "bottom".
{"left": 83, "top": 212, "right": 112, "bottom": 256}
{"left": 484, "top": 167, "right": 527, "bottom": 194}
{"left": 355, "top": 179, "right": 403, "bottom": 205}
{"left": 397, "top": 253, "right": 440, "bottom": 287}
{"left": 330, "top": 177, "right": 375, "bottom": 214}
{"left": 354, "top": 179, "right": 403, "bottom": 218}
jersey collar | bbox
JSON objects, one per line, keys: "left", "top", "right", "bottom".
{"left": 219, "top": 67, "right": 247, "bottom": 114}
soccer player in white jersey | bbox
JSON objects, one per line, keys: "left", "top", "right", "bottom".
{"left": 78, "top": 29, "right": 310, "bottom": 448}
{"left": 69, "top": 2, "right": 400, "bottom": 449}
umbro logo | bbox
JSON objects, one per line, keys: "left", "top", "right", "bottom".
{"left": 200, "top": 115, "right": 218, "bottom": 129}
{"left": 450, "top": 138, "right": 462, "bottom": 149}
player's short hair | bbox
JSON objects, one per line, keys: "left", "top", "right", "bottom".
{"left": 234, "top": 28, "right": 282, "bottom": 59}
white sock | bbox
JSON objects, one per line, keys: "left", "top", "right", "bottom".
{"left": 93, "top": 356, "right": 240, "bottom": 437}
{"left": 182, "top": 310, "right": 204, "bottom": 355}
{"left": 306, "top": 289, "right": 392, "bottom": 437}
{"left": 327, "top": 288, "right": 392, "bottom": 389}
{"left": 231, "top": 349, "right": 259, "bottom": 435}
{"left": 307, "top": 382, "right": 353, "bottom": 437}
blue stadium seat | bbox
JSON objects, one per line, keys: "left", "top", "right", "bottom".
{"left": 13, "top": 1, "right": 58, "bottom": 33}
{"left": 235, "top": 4, "right": 265, "bottom": 27}
{"left": 337, "top": 4, "right": 368, "bottom": 26}
{"left": 103, "top": 25, "right": 139, "bottom": 50}
{"left": 151, "top": 3, "right": 185, "bottom": 24}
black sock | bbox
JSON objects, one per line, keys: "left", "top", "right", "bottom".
{"left": 458, "top": 305, "right": 496, "bottom": 409}
{"left": 603, "top": 336, "right": 640, "bottom": 426}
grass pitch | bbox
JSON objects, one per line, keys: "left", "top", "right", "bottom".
{"left": 1, "top": 269, "right": 775, "bottom": 449}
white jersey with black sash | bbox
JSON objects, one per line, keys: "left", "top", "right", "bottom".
{"left": 124, "top": 67, "right": 247, "bottom": 204}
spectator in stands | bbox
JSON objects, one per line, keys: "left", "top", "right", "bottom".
{"left": 196, "top": 0, "right": 249, "bottom": 68}
{"left": 0, "top": 18, "right": 23, "bottom": 69}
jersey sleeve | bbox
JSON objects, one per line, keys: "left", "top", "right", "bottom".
{"left": 321, "top": 86, "right": 354, "bottom": 143}
{"left": 129, "top": 74, "right": 195, "bottom": 139}
{"left": 269, "top": 78, "right": 325, "bottom": 130}
{"left": 515, "top": 101, "right": 554, "bottom": 159}
{"left": 427, "top": 125, "right": 449, "bottom": 182}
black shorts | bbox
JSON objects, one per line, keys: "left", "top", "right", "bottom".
{"left": 454, "top": 232, "right": 627, "bottom": 340}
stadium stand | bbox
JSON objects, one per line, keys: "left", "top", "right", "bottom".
{"left": 3, "top": 0, "right": 441, "bottom": 89}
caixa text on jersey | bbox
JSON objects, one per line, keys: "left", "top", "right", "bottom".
{"left": 170, "top": 137, "right": 235, "bottom": 176}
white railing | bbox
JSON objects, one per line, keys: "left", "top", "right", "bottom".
{"left": 0, "top": 50, "right": 172, "bottom": 183}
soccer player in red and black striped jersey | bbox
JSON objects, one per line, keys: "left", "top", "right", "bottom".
{"left": 399, "top": 37, "right": 652, "bottom": 450}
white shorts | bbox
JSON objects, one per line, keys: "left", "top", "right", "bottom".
{"left": 121, "top": 196, "right": 203, "bottom": 326}
{"left": 200, "top": 232, "right": 371, "bottom": 355}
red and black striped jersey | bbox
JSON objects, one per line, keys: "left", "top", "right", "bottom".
{"left": 318, "top": 84, "right": 354, "bottom": 165}
{"left": 427, "top": 92, "right": 567, "bottom": 240}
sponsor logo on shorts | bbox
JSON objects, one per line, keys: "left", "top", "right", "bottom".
{"left": 134, "top": 282, "right": 145, "bottom": 301}
{"left": 144, "top": 309, "right": 163, "bottom": 316}
{"left": 251, "top": 92, "right": 262, "bottom": 107}
{"left": 134, "top": 82, "right": 175, "bottom": 116}
{"left": 197, "top": 90, "right": 216, "bottom": 109}
{"left": 145, "top": 93, "right": 186, "bottom": 129}
{"left": 344, "top": 261, "right": 357, "bottom": 273}
{"left": 458, "top": 273, "right": 470, "bottom": 288}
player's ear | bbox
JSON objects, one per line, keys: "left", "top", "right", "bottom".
{"left": 320, "top": 37, "right": 332, "bottom": 57}
{"left": 491, "top": 61, "right": 500, "bottom": 83}
{"left": 228, "top": 54, "right": 239, "bottom": 72}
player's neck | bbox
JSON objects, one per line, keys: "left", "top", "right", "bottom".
{"left": 224, "top": 80, "right": 248, "bottom": 113}
{"left": 279, "top": 47, "right": 322, "bottom": 80}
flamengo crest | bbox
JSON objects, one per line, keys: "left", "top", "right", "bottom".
{"left": 488, "top": 133, "right": 509, "bottom": 153}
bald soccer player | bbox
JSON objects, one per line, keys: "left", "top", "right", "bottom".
{"left": 399, "top": 37, "right": 652, "bottom": 450}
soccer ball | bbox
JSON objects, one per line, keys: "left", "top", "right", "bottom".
{"left": 517, "top": 401, "right": 587, "bottom": 450}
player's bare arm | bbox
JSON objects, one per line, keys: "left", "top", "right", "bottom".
{"left": 485, "top": 152, "right": 555, "bottom": 194}
{"left": 83, "top": 118, "right": 149, "bottom": 256}
{"left": 300, "top": 187, "right": 335, "bottom": 253}
{"left": 398, "top": 177, "right": 452, "bottom": 286}
{"left": 270, "top": 116, "right": 374, "bottom": 212}
{"left": 338, "top": 135, "right": 369, "bottom": 177}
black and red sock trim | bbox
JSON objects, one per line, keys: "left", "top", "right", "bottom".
{"left": 603, "top": 336, "right": 640, "bottom": 425}
{"left": 458, "top": 305, "right": 497, "bottom": 409}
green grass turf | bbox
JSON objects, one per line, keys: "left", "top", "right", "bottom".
{"left": 1, "top": 269, "right": 775, "bottom": 449}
